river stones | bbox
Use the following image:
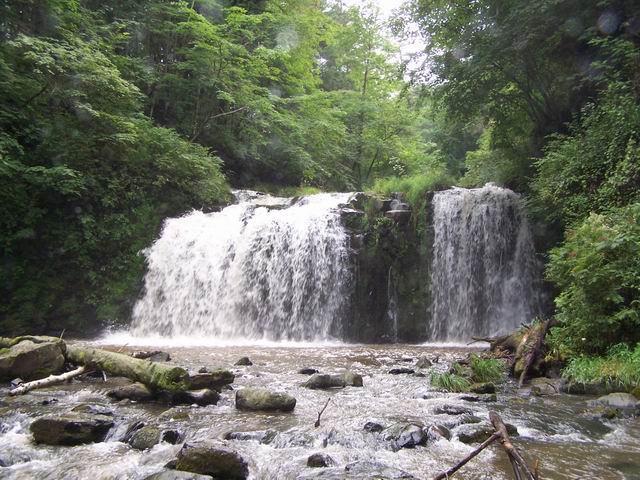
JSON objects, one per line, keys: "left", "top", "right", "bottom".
{"left": 30, "top": 413, "right": 114, "bottom": 445}
{"left": 426, "top": 424, "right": 451, "bottom": 441}
{"left": 363, "top": 421, "right": 385, "bottom": 433}
{"left": 71, "top": 403, "right": 114, "bottom": 416}
{"left": 303, "top": 372, "right": 363, "bottom": 389}
{"left": 188, "top": 370, "right": 235, "bottom": 390}
{"left": 433, "top": 404, "right": 473, "bottom": 416}
{"left": 130, "top": 425, "right": 163, "bottom": 450}
{"left": 174, "top": 442, "right": 248, "bottom": 479}
{"left": 132, "top": 350, "right": 171, "bottom": 362}
{"left": 298, "top": 368, "right": 319, "bottom": 375}
{"left": 383, "top": 423, "right": 427, "bottom": 449}
{"left": 415, "top": 357, "right": 432, "bottom": 369}
{"left": 0, "top": 338, "right": 65, "bottom": 381}
{"left": 469, "top": 382, "right": 496, "bottom": 394}
{"left": 589, "top": 392, "right": 639, "bottom": 410}
{"left": 169, "top": 389, "right": 220, "bottom": 406}
{"left": 456, "top": 422, "right": 518, "bottom": 444}
{"left": 460, "top": 393, "right": 497, "bottom": 403}
{"left": 388, "top": 368, "right": 415, "bottom": 375}
{"left": 296, "top": 460, "right": 418, "bottom": 480}
{"left": 144, "top": 471, "right": 213, "bottom": 480}
{"left": 108, "top": 382, "right": 155, "bottom": 402}
{"left": 224, "top": 429, "right": 277, "bottom": 444}
{"left": 307, "top": 453, "right": 335, "bottom": 468}
{"left": 235, "top": 388, "right": 296, "bottom": 412}
{"left": 234, "top": 357, "right": 253, "bottom": 366}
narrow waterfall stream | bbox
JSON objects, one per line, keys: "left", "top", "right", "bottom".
{"left": 130, "top": 191, "right": 352, "bottom": 342}
{"left": 429, "top": 185, "right": 542, "bottom": 341}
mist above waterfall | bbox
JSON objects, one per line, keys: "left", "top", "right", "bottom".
{"left": 131, "top": 191, "right": 353, "bottom": 342}
{"left": 429, "top": 184, "right": 543, "bottom": 341}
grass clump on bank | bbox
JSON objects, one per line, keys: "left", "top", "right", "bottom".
{"left": 562, "top": 343, "right": 640, "bottom": 391}
{"left": 469, "top": 355, "right": 506, "bottom": 383}
{"left": 372, "top": 170, "right": 454, "bottom": 206}
{"left": 430, "top": 372, "right": 471, "bottom": 392}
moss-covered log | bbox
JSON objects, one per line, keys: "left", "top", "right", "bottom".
{"left": 65, "top": 345, "right": 190, "bottom": 392}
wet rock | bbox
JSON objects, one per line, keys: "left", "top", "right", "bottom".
{"left": 456, "top": 422, "right": 518, "bottom": 444}
{"left": 363, "top": 421, "right": 385, "bottom": 433}
{"left": 30, "top": 413, "right": 114, "bottom": 445}
{"left": 426, "top": 424, "right": 451, "bottom": 441}
{"left": 307, "top": 453, "right": 335, "bottom": 468}
{"left": 384, "top": 210, "right": 412, "bottom": 225}
{"left": 433, "top": 405, "right": 473, "bottom": 416}
{"left": 41, "top": 398, "right": 59, "bottom": 406}
{"left": 439, "top": 413, "right": 482, "bottom": 430}
{"left": 345, "top": 460, "right": 417, "bottom": 479}
{"left": 384, "top": 423, "right": 426, "bottom": 449}
{"left": 589, "top": 393, "right": 639, "bottom": 410}
{"left": 130, "top": 425, "right": 162, "bottom": 450}
{"left": 71, "top": 404, "right": 114, "bottom": 416}
{"left": 188, "top": 370, "right": 235, "bottom": 391}
{"left": 560, "top": 382, "right": 611, "bottom": 395}
{"left": 224, "top": 430, "right": 277, "bottom": 444}
{"left": 175, "top": 442, "right": 248, "bottom": 480}
{"left": 121, "top": 420, "right": 145, "bottom": 443}
{"left": 388, "top": 368, "right": 415, "bottom": 375}
{"left": 304, "top": 372, "right": 362, "bottom": 389}
{"left": 416, "top": 357, "right": 432, "bottom": 369}
{"left": 298, "top": 368, "right": 319, "bottom": 375}
{"left": 235, "top": 388, "right": 296, "bottom": 412}
{"left": 10, "top": 378, "right": 23, "bottom": 388}
{"left": 632, "top": 386, "right": 640, "bottom": 399}
{"left": 234, "top": 357, "right": 252, "bottom": 366}
{"left": 144, "top": 470, "right": 213, "bottom": 480}
{"left": 460, "top": 393, "right": 497, "bottom": 403}
{"left": 169, "top": 389, "right": 220, "bottom": 406}
{"left": 0, "top": 339, "right": 65, "bottom": 381}
{"left": 470, "top": 382, "right": 496, "bottom": 394}
{"left": 107, "top": 383, "right": 155, "bottom": 402}
{"left": 529, "top": 377, "right": 561, "bottom": 396}
{"left": 132, "top": 350, "right": 171, "bottom": 362}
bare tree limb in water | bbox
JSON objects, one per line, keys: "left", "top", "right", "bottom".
{"left": 9, "top": 366, "right": 87, "bottom": 396}
{"left": 314, "top": 397, "right": 331, "bottom": 428}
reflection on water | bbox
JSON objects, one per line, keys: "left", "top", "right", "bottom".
{"left": 1, "top": 343, "right": 639, "bottom": 479}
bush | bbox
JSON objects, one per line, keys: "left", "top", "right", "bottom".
{"left": 547, "top": 203, "right": 640, "bottom": 355}
{"left": 469, "top": 355, "right": 505, "bottom": 383}
{"left": 430, "top": 372, "right": 471, "bottom": 392}
{"left": 562, "top": 343, "right": 640, "bottom": 391}
{"left": 371, "top": 169, "right": 454, "bottom": 206}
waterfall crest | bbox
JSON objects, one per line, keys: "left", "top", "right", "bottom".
{"left": 131, "top": 191, "right": 352, "bottom": 341}
{"left": 429, "top": 184, "right": 542, "bottom": 341}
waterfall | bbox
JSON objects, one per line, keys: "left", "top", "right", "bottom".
{"left": 429, "top": 184, "right": 542, "bottom": 341}
{"left": 131, "top": 191, "right": 353, "bottom": 342}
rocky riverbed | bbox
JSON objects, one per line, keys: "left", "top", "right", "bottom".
{"left": 1, "top": 342, "right": 639, "bottom": 479}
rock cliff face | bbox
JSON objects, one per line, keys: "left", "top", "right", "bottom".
{"left": 339, "top": 192, "right": 434, "bottom": 343}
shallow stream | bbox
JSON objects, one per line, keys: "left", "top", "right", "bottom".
{"left": 1, "top": 343, "right": 639, "bottom": 479}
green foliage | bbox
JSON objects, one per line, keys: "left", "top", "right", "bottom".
{"left": 372, "top": 169, "right": 454, "bottom": 206}
{"left": 469, "top": 355, "right": 505, "bottom": 383}
{"left": 430, "top": 371, "right": 471, "bottom": 392}
{"left": 547, "top": 204, "right": 640, "bottom": 355}
{"left": 562, "top": 343, "right": 640, "bottom": 391}
{"left": 533, "top": 83, "right": 640, "bottom": 225}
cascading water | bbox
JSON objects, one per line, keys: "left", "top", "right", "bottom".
{"left": 429, "top": 184, "right": 542, "bottom": 341}
{"left": 130, "top": 191, "right": 353, "bottom": 342}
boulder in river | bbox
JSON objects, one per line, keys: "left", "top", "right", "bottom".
{"left": 169, "top": 389, "right": 220, "bottom": 406}
{"left": 415, "top": 357, "right": 432, "bottom": 369}
{"left": 388, "top": 368, "right": 415, "bottom": 375}
{"left": 363, "top": 421, "right": 385, "bottom": 433}
{"left": 469, "top": 382, "right": 496, "bottom": 394}
{"left": 234, "top": 357, "right": 253, "bottom": 366}
{"left": 304, "top": 372, "right": 363, "bottom": 389}
{"left": 459, "top": 393, "right": 497, "bottom": 403}
{"left": 144, "top": 470, "right": 213, "bottom": 480}
{"left": 174, "top": 442, "right": 249, "bottom": 480}
{"left": 307, "top": 453, "right": 335, "bottom": 468}
{"left": 456, "top": 421, "right": 518, "bottom": 444}
{"left": 30, "top": 413, "right": 114, "bottom": 445}
{"left": 130, "top": 425, "right": 163, "bottom": 450}
{"left": 296, "top": 460, "right": 418, "bottom": 480}
{"left": 0, "top": 338, "right": 65, "bottom": 381}
{"left": 188, "top": 370, "right": 235, "bottom": 390}
{"left": 298, "top": 368, "right": 319, "bottom": 375}
{"left": 235, "top": 388, "right": 296, "bottom": 412}
{"left": 107, "top": 382, "right": 155, "bottom": 402}
{"left": 433, "top": 404, "right": 473, "bottom": 416}
{"left": 383, "top": 423, "right": 426, "bottom": 449}
{"left": 224, "top": 429, "right": 277, "bottom": 444}
{"left": 426, "top": 424, "right": 451, "bottom": 441}
{"left": 71, "top": 404, "right": 114, "bottom": 416}
{"left": 589, "top": 392, "right": 639, "bottom": 410}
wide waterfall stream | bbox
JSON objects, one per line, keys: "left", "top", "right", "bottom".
{"left": 1, "top": 188, "right": 639, "bottom": 479}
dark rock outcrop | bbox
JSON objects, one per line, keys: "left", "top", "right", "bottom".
{"left": 235, "top": 388, "right": 296, "bottom": 412}
{"left": 107, "top": 383, "right": 155, "bottom": 402}
{"left": 307, "top": 453, "right": 335, "bottom": 468}
{"left": 234, "top": 357, "right": 253, "bottom": 366}
{"left": 0, "top": 338, "right": 65, "bottom": 381}
{"left": 174, "top": 442, "right": 249, "bottom": 480}
{"left": 30, "top": 413, "right": 114, "bottom": 445}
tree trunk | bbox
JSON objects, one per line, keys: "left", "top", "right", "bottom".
{"left": 9, "top": 366, "right": 87, "bottom": 396}
{"left": 65, "top": 345, "right": 190, "bottom": 392}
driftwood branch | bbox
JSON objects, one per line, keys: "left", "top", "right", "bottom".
{"left": 9, "top": 366, "right": 87, "bottom": 396}
{"left": 518, "top": 319, "right": 554, "bottom": 387}
{"left": 314, "top": 397, "right": 331, "bottom": 428}
{"left": 432, "top": 432, "right": 501, "bottom": 480}
{"left": 489, "top": 411, "right": 537, "bottom": 480}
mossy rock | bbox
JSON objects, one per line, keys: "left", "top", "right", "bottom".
{"left": 235, "top": 388, "right": 296, "bottom": 412}
{"left": 30, "top": 413, "right": 114, "bottom": 446}
{"left": 0, "top": 339, "right": 65, "bottom": 381}
{"left": 175, "top": 442, "right": 248, "bottom": 479}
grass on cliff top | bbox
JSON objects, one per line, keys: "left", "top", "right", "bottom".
{"left": 251, "top": 183, "right": 323, "bottom": 197}
{"left": 562, "top": 343, "right": 640, "bottom": 391}
{"left": 371, "top": 170, "right": 455, "bottom": 206}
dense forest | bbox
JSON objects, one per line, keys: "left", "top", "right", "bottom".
{"left": 1, "top": 0, "right": 640, "bottom": 385}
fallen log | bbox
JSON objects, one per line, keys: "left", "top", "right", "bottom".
{"left": 518, "top": 319, "right": 554, "bottom": 387}
{"left": 65, "top": 344, "right": 190, "bottom": 392}
{"left": 432, "top": 432, "right": 501, "bottom": 480}
{"left": 9, "top": 366, "right": 87, "bottom": 396}
{"left": 489, "top": 411, "right": 537, "bottom": 480}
